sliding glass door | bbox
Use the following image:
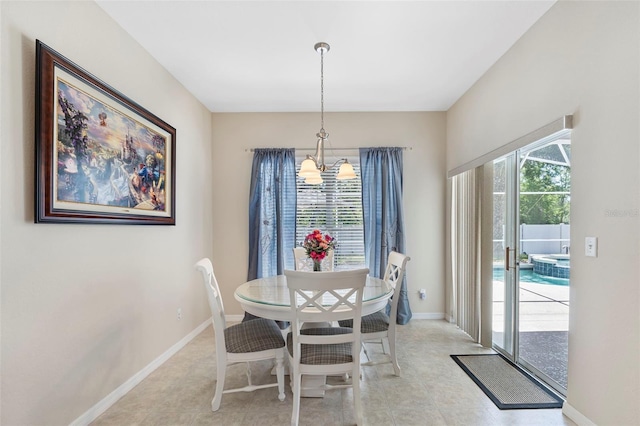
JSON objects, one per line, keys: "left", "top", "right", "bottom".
{"left": 491, "top": 136, "right": 571, "bottom": 396}
{"left": 491, "top": 153, "right": 518, "bottom": 358}
{"left": 517, "top": 139, "right": 571, "bottom": 394}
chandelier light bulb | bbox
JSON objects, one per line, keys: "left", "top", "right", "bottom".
{"left": 304, "top": 175, "right": 323, "bottom": 184}
{"left": 336, "top": 161, "right": 356, "bottom": 180}
{"left": 299, "top": 158, "right": 320, "bottom": 177}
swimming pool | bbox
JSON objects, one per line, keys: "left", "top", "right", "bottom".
{"left": 531, "top": 254, "right": 570, "bottom": 279}
{"left": 493, "top": 267, "right": 570, "bottom": 287}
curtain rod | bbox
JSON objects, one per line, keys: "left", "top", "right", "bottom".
{"left": 245, "top": 146, "right": 411, "bottom": 152}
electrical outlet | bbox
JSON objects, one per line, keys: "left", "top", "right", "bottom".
{"left": 177, "top": 308, "right": 182, "bottom": 320}
{"left": 419, "top": 289, "right": 427, "bottom": 300}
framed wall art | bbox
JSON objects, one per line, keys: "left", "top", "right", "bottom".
{"left": 35, "top": 40, "right": 176, "bottom": 225}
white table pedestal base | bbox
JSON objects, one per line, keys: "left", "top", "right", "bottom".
{"left": 300, "top": 375, "right": 326, "bottom": 398}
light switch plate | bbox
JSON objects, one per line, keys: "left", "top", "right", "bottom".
{"left": 585, "top": 237, "right": 597, "bottom": 257}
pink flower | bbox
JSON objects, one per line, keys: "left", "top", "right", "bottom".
{"left": 301, "top": 229, "right": 336, "bottom": 261}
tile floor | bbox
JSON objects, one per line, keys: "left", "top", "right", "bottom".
{"left": 91, "top": 320, "right": 576, "bottom": 426}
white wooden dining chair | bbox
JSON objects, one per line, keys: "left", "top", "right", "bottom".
{"left": 293, "top": 247, "right": 334, "bottom": 271}
{"left": 195, "top": 258, "right": 285, "bottom": 411}
{"left": 339, "top": 251, "right": 410, "bottom": 376}
{"left": 284, "top": 268, "right": 368, "bottom": 426}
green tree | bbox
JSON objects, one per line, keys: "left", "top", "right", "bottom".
{"left": 520, "top": 160, "right": 570, "bottom": 224}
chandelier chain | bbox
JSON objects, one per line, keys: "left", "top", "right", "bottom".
{"left": 320, "top": 47, "right": 324, "bottom": 132}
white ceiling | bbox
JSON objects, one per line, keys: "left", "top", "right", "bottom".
{"left": 96, "top": 0, "right": 555, "bottom": 113}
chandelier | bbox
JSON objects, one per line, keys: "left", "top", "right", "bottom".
{"left": 298, "top": 42, "right": 356, "bottom": 184}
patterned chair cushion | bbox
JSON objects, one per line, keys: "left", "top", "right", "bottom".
{"left": 225, "top": 318, "right": 285, "bottom": 353}
{"left": 338, "top": 310, "right": 390, "bottom": 333}
{"left": 286, "top": 327, "right": 354, "bottom": 365}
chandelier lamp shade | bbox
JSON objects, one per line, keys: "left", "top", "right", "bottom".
{"left": 299, "top": 42, "right": 356, "bottom": 184}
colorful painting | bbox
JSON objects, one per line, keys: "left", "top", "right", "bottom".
{"left": 35, "top": 40, "right": 176, "bottom": 224}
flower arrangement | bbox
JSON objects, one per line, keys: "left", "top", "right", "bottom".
{"left": 302, "top": 229, "right": 336, "bottom": 271}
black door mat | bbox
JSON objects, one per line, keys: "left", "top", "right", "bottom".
{"left": 450, "top": 353, "right": 564, "bottom": 410}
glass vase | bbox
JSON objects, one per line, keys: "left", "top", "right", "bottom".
{"left": 313, "top": 259, "right": 322, "bottom": 272}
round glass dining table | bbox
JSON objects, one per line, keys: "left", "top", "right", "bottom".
{"left": 234, "top": 274, "right": 393, "bottom": 322}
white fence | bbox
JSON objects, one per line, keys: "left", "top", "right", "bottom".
{"left": 520, "top": 224, "right": 570, "bottom": 255}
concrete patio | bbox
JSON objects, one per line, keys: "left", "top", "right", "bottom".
{"left": 492, "top": 278, "right": 570, "bottom": 389}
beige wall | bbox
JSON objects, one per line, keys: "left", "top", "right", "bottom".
{"left": 447, "top": 1, "right": 639, "bottom": 425}
{"left": 1, "top": 1, "right": 213, "bottom": 424}
{"left": 211, "top": 112, "right": 446, "bottom": 319}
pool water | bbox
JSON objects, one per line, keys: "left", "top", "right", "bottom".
{"left": 493, "top": 267, "right": 570, "bottom": 287}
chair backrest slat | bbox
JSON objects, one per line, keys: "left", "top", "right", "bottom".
{"left": 383, "top": 251, "right": 411, "bottom": 323}
{"left": 285, "top": 268, "right": 368, "bottom": 348}
{"left": 195, "top": 258, "right": 227, "bottom": 344}
{"left": 286, "top": 269, "right": 368, "bottom": 323}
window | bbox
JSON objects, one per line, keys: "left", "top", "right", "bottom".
{"left": 295, "top": 155, "right": 365, "bottom": 270}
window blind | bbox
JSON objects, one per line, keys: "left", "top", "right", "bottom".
{"left": 451, "top": 167, "right": 482, "bottom": 341}
{"left": 295, "top": 157, "right": 365, "bottom": 271}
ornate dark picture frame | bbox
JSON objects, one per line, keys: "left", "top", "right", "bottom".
{"left": 35, "top": 40, "right": 176, "bottom": 225}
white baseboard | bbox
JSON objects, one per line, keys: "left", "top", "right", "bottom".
{"left": 562, "top": 402, "right": 596, "bottom": 426}
{"left": 70, "top": 319, "right": 211, "bottom": 426}
{"left": 411, "top": 312, "right": 445, "bottom": 320}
